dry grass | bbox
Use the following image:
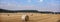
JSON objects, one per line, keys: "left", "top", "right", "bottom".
{"left": 0, "top": 13, "right": 60, "bottom": 22}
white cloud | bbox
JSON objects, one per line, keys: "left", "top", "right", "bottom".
{"left": 40, "top": 0, "right": 43, "bottom": 2}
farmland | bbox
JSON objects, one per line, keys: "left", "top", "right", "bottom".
{"left": 0, "top": 13, "right": 60, "bottom": 22}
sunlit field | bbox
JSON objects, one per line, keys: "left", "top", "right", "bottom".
{"left": 0, "top": 13, "right": 60, "bottom": 22}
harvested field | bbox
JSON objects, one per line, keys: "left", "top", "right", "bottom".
{"left": 0, "top": 13, "right": 60, "bottom": 22}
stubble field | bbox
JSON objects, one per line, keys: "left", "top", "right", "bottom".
{"left": 0, "top": 13, "right": 60, "bottom": 22}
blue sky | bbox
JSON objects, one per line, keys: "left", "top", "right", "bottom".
{"left": 0, "top": 0, "right": 60, "bottom": 12}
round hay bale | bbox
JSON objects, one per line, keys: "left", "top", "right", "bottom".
{"left": 21, "top": 15, "right": 29, "bottom": 22}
